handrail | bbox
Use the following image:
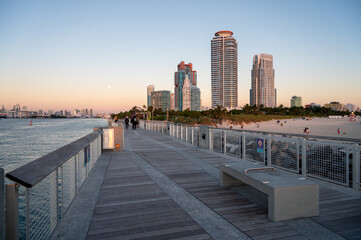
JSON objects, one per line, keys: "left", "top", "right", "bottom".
{"left": 145, "top": 120, "right": 361, "bottom": 144}
{"left": 5, "top": 130, "right": 102, "bottom": 188}
{"left": 0, "top": 168, "right": 4, "bottom": 240}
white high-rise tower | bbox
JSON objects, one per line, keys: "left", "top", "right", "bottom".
{"left": 250, "top": 54, "right": 277, "bottom": 107}
{"left": 211, "top": 30, "right": 238, "bottom": 109}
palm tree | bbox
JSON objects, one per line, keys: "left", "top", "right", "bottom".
{"left": 214, "top": 105, "right": 227, "bottom": 121}
{"left": 242, "top": 104, "right": 252, "bottom": 114}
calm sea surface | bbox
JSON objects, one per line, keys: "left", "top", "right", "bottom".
{"left": 0, "top": 118, "right": 108, "bottom": 175}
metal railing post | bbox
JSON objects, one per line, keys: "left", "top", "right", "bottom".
{"left": 223, "top": 131, "right": 227, "bottom": 155}
{"left": 192, "top": 128, "right": 194, "bottom": 145}
{"left": 186, "top": 126, "right": 188, "bottom": 142}
{"left": 181, "top": 126, "right": 183, "bottom": 140}
{"left": 267, "top": 135, "right": 272, "bottom": 167}
{"left": 352, "top": 144, "right": 360, "bottom": 190}
{"left": 0, "top": 168, "right": 4, "bottom": 240}
{"left": 238, "top": 135, "right": 241, "bottom": 158}
{"left": 296, "top": 140, "right": 300, "bottom": 172}
{"left": 75, "top": 154, "right": 78, "bottom": 194}
{"left": 56, "top": 167, "right": 60, "bottom": 223}
{"left": 25, "top": 188, "right": 29, "bottom": 240}
{"left": 242, "top": 132, "right": 246, "bottom": 160}
{"left": 86, "top": 147, "right": 89, "bottom": 178}
{"left": 60, "top": 165, "right": 64, "bottom": 219}
{"left": 209, "top": 129, "right": 213, "bottom": 150}
{"left": 6, "top": 184, "right": 19, "bottom": 240}
{"left": 301, "top": 138, "right": 307, "bottom": 176}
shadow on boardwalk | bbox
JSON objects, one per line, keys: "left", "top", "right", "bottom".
{"left": 57, "top": 127, "right": 361, "bottom": 240}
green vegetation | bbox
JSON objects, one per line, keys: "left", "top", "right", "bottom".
{"left": 111, "top": 104, "right": 359, "bottom": 126}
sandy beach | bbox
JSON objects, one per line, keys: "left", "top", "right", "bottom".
{"left": 217, "top": 117, "right": 361, "bottom": 140}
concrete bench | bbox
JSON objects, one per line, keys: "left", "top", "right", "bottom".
{"left": 220, "top": 162, "right": 319, "bottom": 221}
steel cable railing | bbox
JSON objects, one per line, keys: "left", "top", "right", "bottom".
{"left": 6, "top": 131, "right": 102, "bottom": 239}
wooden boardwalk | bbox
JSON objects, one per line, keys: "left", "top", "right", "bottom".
{"left": 86, "top": 128, "right": 361, "bottom": 240}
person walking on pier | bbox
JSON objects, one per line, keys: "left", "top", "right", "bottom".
{"left": 125, "top": 116, "right": 129, "bottom": 130}
{"left": 132, "top": 115, "right": 137, "bottom": 130}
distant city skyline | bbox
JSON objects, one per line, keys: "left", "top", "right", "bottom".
{"left": 1, "top": 1, "right": 360, "bottom": 113}
{"left": 0, "top": 103, "right": 102, "bottom": 118}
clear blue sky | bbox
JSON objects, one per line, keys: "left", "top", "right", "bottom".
{"left": 0, "top": 0, "right": 360, "bottom": 113}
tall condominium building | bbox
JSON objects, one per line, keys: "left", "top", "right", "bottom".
{"left": 346, "top": 103, "right": 356, "bottom": 112}
{"left": 182, "top": 75, "right": 201, "bottom": 111}
{"left": 151, "top": 90, "right": 171, "bottom": 111}
{"left": 170, "top": 93, "right": 175, "bottom": 110}
{"left": 250, "top": 54, "right": 277, "bottom": 107}
{"left": 147, "top": 85, "right": 155, "bottom": 109}
{"left": 291, "top": 96, "right": 302, "bottom": 107}
{"left": 211, "top": 30, "right": 238, "bottom": 109}
{"left": 174, "top": 61, "right": 197, "bottom": 111}
{"left": 329, "top": 101, "right": 343, "bottom": 111}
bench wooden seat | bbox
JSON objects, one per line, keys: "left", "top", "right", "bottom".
{"left": 220, "top": 162, "right": 319, "bottom": 221}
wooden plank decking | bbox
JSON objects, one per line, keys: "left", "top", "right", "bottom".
{"left": 86, "top": 128, "right": 361, "bottom": 240}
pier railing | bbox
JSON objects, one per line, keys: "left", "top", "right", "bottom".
{"left": 5, "top": 130, "right": 102, "bottom": 240}
{"left": 140, "top": 120, "right": 361, "bottom": 191}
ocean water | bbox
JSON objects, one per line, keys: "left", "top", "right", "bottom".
{"left": 0, "top": 118, "right": 108, "bottom": 175}
{"left": 0, "top": 118, "right": 107, "bottom": 239}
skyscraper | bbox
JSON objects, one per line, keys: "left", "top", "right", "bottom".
{"left": 151, "top": 90, "right": 171, "bottom": 111}
{"left": 170, "top": 93, "right": 174, "bottom": 110}
{"left": 291, "top": 96, "right": 302, "bottom": 107}
{"left": 182, "top": 75, "right": 201, "bottom": 111}
{"left": 211, "top": 30, "right": 238, "bottom": 109}
{"left": 250, "top": 54, "right": 277, "bottom": 107}
{"left": 147, "top": 85, "right": 154, "bottom": 109}
{"left": 174, "top": 61, "right": 197, "bottom": 111}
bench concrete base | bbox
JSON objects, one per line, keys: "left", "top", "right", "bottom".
{"left": 220, "top": 162, "right": 319, "bottom": 221}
